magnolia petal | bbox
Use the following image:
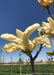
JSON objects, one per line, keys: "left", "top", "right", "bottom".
{"left": 49, "top": 31, "right": 54, "bottom": 37}
{"left": 33, "top": 35, "right": 51, "bottom": 50}
{"left": 51, "top": 30, "right": 54, "bottom": 34}
{"left": 48, "top": 0, "right": 54, "bottom": 3}
{"left": 43, "top": 27, "right": 50, "bottom": 33}
{"left": 46, "top": 45, "right": 51, "bottom": 50}
{"left": 1, "top": 33, "right": 17, "bottom": 41}
{"left": 4, "top": 43, "right": 16, "bottom": 49}
{"left": 38, "top": 0, "right": 53, "bottom": 6}
{"left": 2, "top": 43, "right": 23, "bottom": 53}
{"left": 42, "top": 43, "right": 50, "bottom": 50}
{"left": 42, "top": 22, "right": 50, "bottom": 28}
{"left": 22, "top": 39, "right": 34, "bottom": 52}
{"left": 23, "top": 23, "right": 40, "bottom": 39}
{"left": 51, "top": 39, "right": 54, "bottom": 47}
{"left": 47, "top": 17, "right": 54, "bottom": 28}
{"left": 1, "top": 33, "right": 22, "bottom": 44}
{"left": 38, "top": 27, "right": 43, "bottom": 32}
{"left": 41, "top": 7, "right": 46, "bottom": 11}
{"left": 38, "top": 32, "right": 41, "bottom": 37}
{"left": 16, "top": 29, "right": 23, "bottom": 38}
{"left": 38, "top": 0, "right": 41, "bottom": 3}
{"left": 33, "top": 39, "right": 39, "bottom": 50}
{"left": 38, "top": 26, "right": 49, "bottom": 34}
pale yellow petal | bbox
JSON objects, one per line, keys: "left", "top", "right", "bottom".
{"left": 1, "top": 33, "right": 17, "bottom": 41}
{"left": 33, "top": 35, "right": 51, "bottom": 50}
{"left": 46, "top": 45, "right": 51, "bottom": 50}
{"left": 38, "top": 0, "right": 41, "bottom": 3}
{"left": 23, "top": 23, "right": 40, "bottom": 39}
{"left": 38, "top": 27, "right": 43, "bottom": 32}
{"left": 1, "top": 33, "right": 22, "bottom": 44}
{"left": 16, "top": 29, "right": 23, "bottom": 38}
{"left": 38, "top": 32, "right": 41, "bottom": 37}
{"left": 42, "top": 22, "right": 50, "bottom": 28}
{"left": 38, "top": 0, "right": 54, "bottom": 6}
{"left": 4, "top": 43, "right": 16, "bottom": 49}
{"left": 2, "top": 43, "right": 23, "bottom": 53}
{"left": 47, "top": 17, "right": 54, "bottom": 28}
{"left": 22, "top": 39, "right": 34, "bottom": 52}
{"left": 33, "top": 39, "right": 39, "bottom": 50}
{"left": 43, "top": 27, "right": 49, "bottom": 33}
{"left": 51, "top": 30, "right": 54, "bottom": 34}
{"left": 51, "top": 39, "right": 54, "bottom": 47}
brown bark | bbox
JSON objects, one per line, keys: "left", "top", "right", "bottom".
{"left": 47, "top": 7, "right": 54, "bottom": 18}
{"left": 33, "top": 44, "right": 43, "bottom": 60}
{"left": 30, "top": 56, "right": 35, "bottom": 75}
{"left": 29, "top": 44, "right": 43, "bottom": 75}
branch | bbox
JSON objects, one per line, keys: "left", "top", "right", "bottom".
{"left": 33, "top": 44, "right": 43, "bottom": 61}
{"left": 47, "top": 7, "right": 54, "bottom": 18}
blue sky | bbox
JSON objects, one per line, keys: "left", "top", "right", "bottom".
{"left": 0, "top": 0, "right": 54, "bottom": 63}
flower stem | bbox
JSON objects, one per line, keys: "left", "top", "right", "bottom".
{"left": 30, "top": 56, "right": 35, "bottom": 75}
{"left": 33, "top": 44, "right": 43, "bottom": 61}
{"left": 47, "top": 7, "right": 54, "bottom": 18}
{"left": 29, "top": 44, "right": 43, "bottom": 75}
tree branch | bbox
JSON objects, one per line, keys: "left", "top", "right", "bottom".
{"left": 33, "top": 44, "right": 43, "bottom": 61}
{"left": 47, "top": 7, "right": 54, "bottom": 18}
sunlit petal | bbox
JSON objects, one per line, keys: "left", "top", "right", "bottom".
{"left": 38, "top": 0, "right": 54, "bottom": 7}
{"left": 1, "top": 33, "right": 22, "bottom": 44}
{"left": 4, "top": 43, "right": 16, "bottom": 49}
{"left": 23, "top": 23, "right": 40, "bottom": 39}
{"left": 33, "top": 35, "right": 51, "bottom": 50}
{"left": 2, "top": 43, "right": 23, "bottom": 53}
{"left": 1, "top": 33, "right": 17, "bottom": 41}
{"left": 47, "top": 17, "right": 54, "bottom": 28}
{"left": 51, "top": 39, "right": 54, "bottom": 47}
{"left": 42, "top": 22, "right": 50, "bottom": 28}
{"left": 22, "top": 39, "right": 34, "bottom": 52}
{"left": 16, "top": 29, "right": 23, "bottom": 38}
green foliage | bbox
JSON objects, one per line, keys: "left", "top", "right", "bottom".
{"left": 0, "top": 64, "right": 54, "bottom": 74}
{"left": 47, "top": 52, "right": 54, "bottom": 56}
{"left": 17, "top": 58, "right": 24, "bottom": 64}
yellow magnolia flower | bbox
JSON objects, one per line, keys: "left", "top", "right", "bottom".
{"left": 1, "top": 23, "right": 40, "bottom": 53}
{"left": 33, "top": 35, "right": 51, "bottom": 50}
{"left": 38, "top": 17, "right": 54, "bottom": 38}
{"left": 1, "top": 23, "right": 51, "bottom": 53}
{"left": 38, "top": 0, "right": 54, "bottom": 7}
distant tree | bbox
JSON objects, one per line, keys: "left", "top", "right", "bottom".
{"left": 40, "top": 60, "right": 43, "bottom": 63}
{"left": 17, "top": 58, "right": 24, "bottom": 64}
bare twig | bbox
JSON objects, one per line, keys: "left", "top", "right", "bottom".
{"left": 33, "top": 44, "right": 43, "bottom": 61}
{"left": 47, "top": 7, "right": 54, "bottom": 18}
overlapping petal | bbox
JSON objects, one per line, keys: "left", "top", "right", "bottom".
{"left": 33, "top": 35, "right": 51, "bottom": 50}
{"left": 1, "top": 33, "right": 22, "bottom": 44}
{"left": 1, "top": 23, "right": 40, "bottom": 53}
{"left": 42, "top": 22, "right": 50, "bottom": 28}
{"left": 1, "top": 22, "right": 50, "bottom": 53}
{"left": 1, "top": 33, "right": 17, "bottom": 41}
{"left": 16, "top": 29, "right": 23, "bottom": 38}
{"left": 42, "top": 17, "right": 54, "bottom": 31}
{"left": 38, "top": 17, "right": 54, "bottom": 38}
{"left": 22, "top": 39, "right": 34, "bottom": 52}
{"left": 2, "top": 43, "right": 23, "bottom": 53}
{"left": 51, "top": 39, "right": 54, "bottom": 47}
{"left": 38, "top": 0, "right": 54, "bottom": 7}
{"left": 47, "top": 17, "right": 54, "bottom": 29}
{"left": 23, "top": 23, "right": 40, "bottom": 40}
